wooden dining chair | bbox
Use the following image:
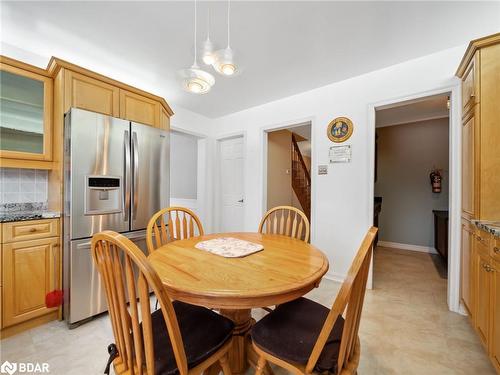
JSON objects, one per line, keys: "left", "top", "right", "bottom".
{"left": 258, "top": 206, "right": 310, "bottom": 242}
{"left": 91, "top": 230, "right": 233, "bottom": 375}
{"left": 146, "top": 206, "right": 204, "bottom": 254}
{"left": 251, "top": 227, "right": 378, "bottom": 375}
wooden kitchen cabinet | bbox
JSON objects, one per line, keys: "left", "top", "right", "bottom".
{"left": 461, "top": 111, "right": 476, "bottom": 219}
{"left": 64, "top": 69, "right": 119, "bottom": 117}
{"left": 457, "top": 35, "right": 500, "bottom": 222}
{"left": 461, "top": 56, "right": 478, "bottom": 116}
{"left": 0, "top": 218, "right": 60, "bottom": 338}
{"left": 119, "top": 89, "right": 160, "bottom": 127}
{"left": 0, "top": 58, "right": 53, "bottom": 164}
{"left": 474, "top": 231, "right": 491, "bottom": 349}
{"left": 491, "top": 257, "right": 500, "bottom": 372}
{"left": 2, "top": 236, "right": 60, "bottom": 328}
{"left": 461, "top": 219, "right": 474, "bottom": 315}
{"left": 2, "top": 218, "right": 59, "bottom": 243}
{"left": 457, "top": 34, "right": 500, "bottom": 372}
{"left": 159, "top": 105, "right": 171, "bottom": 130}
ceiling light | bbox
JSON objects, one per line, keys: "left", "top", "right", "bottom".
{"left": 177, "top": 0, "right": 215, "bottom": 94}
{"left": 213, "top": 0, "right": 240, "bottom": 77}
{"left": 201, "top": 9, "right": 216, "bottom": 65}
{"left": 202, "top": 40, "right": 216, "bottom": 65}
{"left": 178, "top": 67, "right": 215, "bottom": 94}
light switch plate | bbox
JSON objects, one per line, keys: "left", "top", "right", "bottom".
{"left": 318, "top": 165, "right": 328, "bottom": 175}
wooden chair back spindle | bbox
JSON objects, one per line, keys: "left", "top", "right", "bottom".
{"left": 146, "top": 206, "right": 204, "bottom": 253}
{"left": 91, "top": 231, "right": 189, "bottom": 375}
{"left": 305, "top": 227, "right": 377, "bottom": 374}
{"left": 258, "top": 206, "right": 310, "bottom": 242}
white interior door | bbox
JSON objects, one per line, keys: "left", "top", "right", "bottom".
{"left": 219, "top": 136, "right": 245, "bottom": 232}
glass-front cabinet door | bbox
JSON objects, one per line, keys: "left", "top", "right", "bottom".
{"left": 0, "top": 63, "right": 52, "bottom": 161}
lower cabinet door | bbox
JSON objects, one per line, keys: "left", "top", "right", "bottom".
{"left": 461, "top": 220, "right": 474, "bottom": 314}
{"left": 2, "top": 237, "right": 59, "bottom": 327}
{"left": 491, "top": 258, "right": 500, "bottom": 372}
{"left": 475, "top": 247, "right": 491, "bottom": 348}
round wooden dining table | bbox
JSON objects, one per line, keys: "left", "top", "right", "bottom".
{"left": 148, "top": 232, "right": 329, "bottom": 374}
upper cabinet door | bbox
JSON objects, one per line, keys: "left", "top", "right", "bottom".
{"left": 462, "top": 57, "right": 478, "bottom": 117}
{"left": 64, "top": 70, "right": 119, "bottom": 117}
{"left": 462, "top": 112, "right": 477, "bottom": 219}
{"left": 119, "top": 89, "right": 160, "bottom": 127}
{"left": 0, "top": 63, "right": 53, "bottom": 161}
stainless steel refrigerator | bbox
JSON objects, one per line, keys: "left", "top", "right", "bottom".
{"left": 63, "top": 108, "right": 169, "bottom": 326}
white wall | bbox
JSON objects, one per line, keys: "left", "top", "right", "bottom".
{"left": 210, "top": 45, "right": 465, "bottom": 295}
{"left": 170, "top": 131, "right": 198, "bottom": 199}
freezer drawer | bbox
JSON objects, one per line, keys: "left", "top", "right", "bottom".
{"left": 65, "top": 230, "right": 148, "bottom": 326}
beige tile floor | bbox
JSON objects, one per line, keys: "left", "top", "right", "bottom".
{"left": 0, "top": 247, "right": 495, "bottom": 374}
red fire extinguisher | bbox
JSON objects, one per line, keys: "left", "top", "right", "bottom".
{"left": 430, "top": 169, "right": 442, "bottom": 193}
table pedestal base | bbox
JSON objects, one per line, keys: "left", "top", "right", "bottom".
{"left": 218, "top": 309, "right": 273, "bottom": 375}
{"left": 220, "top": 309, "right": 253, "bottom": 374}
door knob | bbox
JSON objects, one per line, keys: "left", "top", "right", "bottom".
{"left": 494, "top": 247, "right": 499, "bottom": 254}
{"left": 238, "top": 199, "right": 244, "bottom": 203}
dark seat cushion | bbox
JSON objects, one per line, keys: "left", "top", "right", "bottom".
{"left": 251, "top": 297, "right": 344, "bottom": 373}
{"left": 143, "top": 301, "right": 234, "bottom": 375}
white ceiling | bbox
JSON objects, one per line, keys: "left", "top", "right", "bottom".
{"left": 1, "top": 1, "right": 499, "bottom": 118}
{"left": 376, "top": 93, "right": 450, "bottom": 128}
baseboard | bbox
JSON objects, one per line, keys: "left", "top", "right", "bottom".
{"left": 323, "top": 271, "right": 345, "bottom": 283}
{"left": 378, "top": 241, "right": 438, "bottom": 255}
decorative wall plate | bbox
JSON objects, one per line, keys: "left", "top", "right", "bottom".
{"left": 327, "top": 117, "right": 354, "bottom": 143}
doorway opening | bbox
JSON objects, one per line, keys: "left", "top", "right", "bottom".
{"left": 265, "top": 122, "right": 311, "bottom": 224}
{"left": 373, "top": 93, "right": 451, "bottom": 301}
{"left": 170, "top": 129, "right": 206, "bottom": 226}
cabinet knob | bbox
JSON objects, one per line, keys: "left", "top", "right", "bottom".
{"left": 30, "top": 228, "right": 37, "bottom": 233}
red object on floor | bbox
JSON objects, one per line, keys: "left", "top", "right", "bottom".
{"left": 46, "top": 290, "right": 63, "bottom": 308}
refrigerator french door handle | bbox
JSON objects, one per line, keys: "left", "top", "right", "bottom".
{"left": 132, "top": 131, "right": 139, "bottom": 220}
{"left": 124, "top": 130, "right": 131, "bottom": 221}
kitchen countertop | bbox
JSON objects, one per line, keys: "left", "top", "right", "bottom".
{"left": 473, "top": 220, "right": 500, "bottom": 238}
{"left": 0, "top": 211, "right": 61, "bottom": 223}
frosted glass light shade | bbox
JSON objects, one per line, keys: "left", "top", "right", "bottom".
{"left": 213, "top": 47, "right": 239, "bottom": 76}
{"left": 202, "top": 39, "right": 216, "bottom": 65}
{"left": 177, "top": 66, "right": 215, "bottom": 94}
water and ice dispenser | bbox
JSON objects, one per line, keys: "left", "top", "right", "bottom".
{"left": 84, "top": 175, "right": 123, "bottom": 215}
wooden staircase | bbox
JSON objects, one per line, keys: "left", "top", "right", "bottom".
{"left": 291, "top": 134, "right": 311, "bottom": 220}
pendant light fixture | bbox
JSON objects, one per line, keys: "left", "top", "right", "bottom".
{"left": 201, "top": 9, "right": 216, "bottom": 65}
{"left": 178, "top": 0, "right": 215, "bottom": 94}
{"left": 213, "top": 0, "right": 239, "bottom": 76}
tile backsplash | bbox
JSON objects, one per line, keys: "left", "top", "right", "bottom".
{"left": 0, "top": 168, "right": 48, "bottom": 204}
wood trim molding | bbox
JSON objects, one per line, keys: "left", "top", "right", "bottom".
{"left": 0, "top": 55, "right": 51, "bottom": 77}
{"left": 47, "top": 56, "right": 174, "bottom": 116}
{"left": 0, "top": 159, "right": 55, "bottom": 170}
{"left": 378, "top": 240, "right": 438, "bottom": 254}
{"left": 456, "top": 32, "right": 500, "bottom": 78}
